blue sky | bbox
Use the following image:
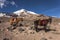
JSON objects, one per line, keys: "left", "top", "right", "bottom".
{"left": 0, "top": 0, "right": 60, "bottom": 18}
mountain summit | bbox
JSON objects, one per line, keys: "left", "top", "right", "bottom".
{"left": 13, "top": 9, "right": 38, "bottom": 16}
{"left": 14, "top": 9, "right": 27, "bottom": 13}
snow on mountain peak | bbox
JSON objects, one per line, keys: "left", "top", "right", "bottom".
{"left": 27, "top": 11, "right": 37, "bottom": 14}
{"left": 14, "top": 9, "right": 27, "bottom": 13}
{"left": 13, "top": 9, "right": 38, "bottom": 16}
{"left": 20, "top": 9, "right": 27, "bottom": 12}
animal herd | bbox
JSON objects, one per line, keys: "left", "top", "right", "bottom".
{"left": 9, "top": 15, "right": 52, "bottom": 32}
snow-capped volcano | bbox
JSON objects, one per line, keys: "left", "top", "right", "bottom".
{"left": 13, "top": 9, "right": 38, "bottom": 16}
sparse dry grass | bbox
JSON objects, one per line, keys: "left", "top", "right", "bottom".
{"left": 0, "top": 14, "right": 60, "bottom": 40}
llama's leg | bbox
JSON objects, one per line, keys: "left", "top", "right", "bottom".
{"left": 44, "top": 25, "right": 51, "bottom": 32}
{"left": 44, "top": 25, "right": 48, "bottom": 32}
{"left": 34, "top": 23, "right": 37, "bottom": 31}
{"left": 34, "top": 20, "right": 40, "bottom": 32}
{"left": 34, "top": 23, "right": 39, "bottom": 32}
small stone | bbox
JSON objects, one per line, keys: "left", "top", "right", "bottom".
{"left": 3, "top": 38, "right": 9, "bottom": 40}
{"left": 19, "top": 28, "right": 25, "bottom": 33}
{"left": 40, "top": 38, "right": 47, "bottom": 40}
{"left": 30, "top": 32, "right": 35, "bottom": 34}
{"left": 19, "top": 23, "right": 23, "bottom": 26}
{"left": 0, "top": 21, "right": 1, "bottom": 23}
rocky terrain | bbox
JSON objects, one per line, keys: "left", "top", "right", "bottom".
{"left": 0, "top": 9, "right": 60, "bottom": 40}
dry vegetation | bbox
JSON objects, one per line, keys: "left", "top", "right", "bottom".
{"left": 0, "top": 14, "right": 60, "bottom": 40}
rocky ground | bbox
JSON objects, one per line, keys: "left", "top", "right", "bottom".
{"left": 0, "top": 14, "right": 60, "bottom": 40}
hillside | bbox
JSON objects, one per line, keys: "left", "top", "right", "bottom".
{"left": 0, "top": 9, "right": 60, "bottom": 40}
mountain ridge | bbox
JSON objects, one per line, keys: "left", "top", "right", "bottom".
{"left": 0, "top": 9, "right": 59, "bottom": 18}
{"left": 13, "top": 9, "right": 39, "bottom": 16}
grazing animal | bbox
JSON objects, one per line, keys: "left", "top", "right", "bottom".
{"left": 10, "top": 17, "right": 23, "bottom": 26}
{"left": 8, "top": 17, "right": 23, "bottom": 30}
{"left": 34, "top": 17, "right": 52, "bottom": 32}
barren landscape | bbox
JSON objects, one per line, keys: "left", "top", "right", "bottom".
{"left": 0, "top": 12, "right": 60, "bottom": 40}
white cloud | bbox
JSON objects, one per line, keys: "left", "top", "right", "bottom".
{"left": 10, "top": 1, "right": 17, "bottom": 7}
{"left": 0, "top": 0, "right": 6, "bottom": 2}
{"left": 11, "top": 1, "right": 15, "bottom": 5}
{"left": 52, "top": 16, "right": 57, "bottom": 17}
{"left": 0, "top": 2, "right": 4, "bottom": 8}
{"left": 0, "top": 0, "right": 17, "bottom": 8}
{"left": 0, "top": 0, "right": 6, "bottom": 8}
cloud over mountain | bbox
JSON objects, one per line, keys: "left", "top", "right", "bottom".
{"left": 0, "top": 0, "right": 17, "bottom": 8}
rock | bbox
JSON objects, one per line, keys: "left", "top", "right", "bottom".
{"left": 30, "top": 31, "right": 35, "bottom": 34}
{"left": 19, "top": 23, "right": 23, "bottom": 26}
{"left": 0, "top": 21, "right": 1, "bottom": 23}
{"left": 28, "top": 27, "right": 33, "bottom": 30}
{"left": 19, "top": 28, "right": 25, "bottom": 33}
{"left": 7, "top": 26, "right": 16, "bottom": 32}
{"left": 40, "top": 38, "right": 47, "bottom": 40}
{"left": 3, "top": 38, "right": 9, "bottom": 40}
